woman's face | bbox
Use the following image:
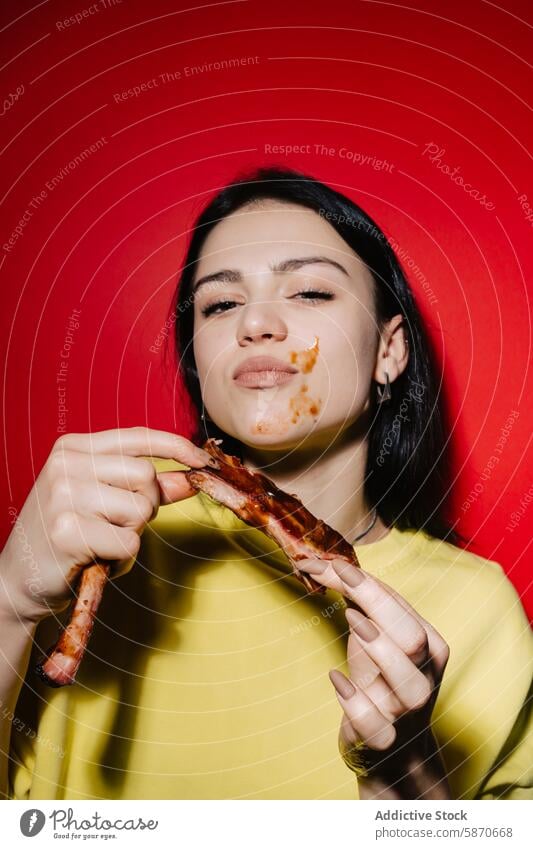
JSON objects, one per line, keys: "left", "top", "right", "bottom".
{"left": 192, "top": 200, "right": 381, "bottom": 451}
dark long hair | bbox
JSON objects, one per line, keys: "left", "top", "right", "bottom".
{"left": 173, "top": 166, "right": 454, "bottom": 541}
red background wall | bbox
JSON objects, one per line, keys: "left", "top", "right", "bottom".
{"left": 1, "top": 0, "right": 531, "bottom": 618}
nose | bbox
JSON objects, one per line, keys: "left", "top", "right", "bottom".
{"left": 236, "top": 302, "right": 288, "bottom": 346}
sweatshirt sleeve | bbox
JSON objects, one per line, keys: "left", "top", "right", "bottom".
{"left": 7, "top": 719, "right": 36, "bottom": 800}
{"left": 428, "top": 554, "right": 533, "bottom": 801}
{"left": 475, "top": 678, "right": 532, "bottom": 800}
{"left": 471, "top": 566, "right": 533, "bottom": 801}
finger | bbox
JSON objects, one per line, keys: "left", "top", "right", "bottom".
{"left": 50, "top": 451, "right": 160, "bottom": 493}
{"left": 50, "top": 512, "right": 141, "bottom": 568}
{"left": 300, "top": 557, "right": 449, "bottom": 679}
{"left": 372, "top": 575, "right": 450, "bottom": 671}
{"left": 52, "top": 479, "right": 157, "bottom": 530}
{"left": 346, "top": 626, "right": 381, "bottom": 690}
{"left": 347, "top": 630, "right": 403, "bottom": 722}
{"left": 328, "top": 669, "right": 396, "bottom": 751}
{"left": 296, "top": 557, "right": 354, "bottom": 593}
{"left": 50, "top": 452, "right": 197, "bottom": 516}
{"left": 345, "top": 608, "right": 432, "bottom": 711}
{"left": 157, "top": 471, "right": 199, "bottom": 505}
{"left": 299, "top": 555, "right": 429, "bottom": 660}
{"left": 331, "top": 559, "right": 431, "bottom": 661}
{"left": 54, "top": 427, "right": 215, "bottom": 467}
{"left": 49, "top": 452, "right": 162, "bottom": 522}
{"left": 340, "top": 712, "right": 359, "bottom": 746}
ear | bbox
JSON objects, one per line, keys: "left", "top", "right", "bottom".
{"left": 373, "top": 314, "right": 409, "bottom": 385}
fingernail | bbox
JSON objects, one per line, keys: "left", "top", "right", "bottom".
{"left": 207, "top": 456, "right": 220, "bottom": 469}
{"left": 298, "top": 558, "right": 327, "bottom": 574}
{"left": 335, "top": 561, "right": 365, "bottom": 587}
{"left": 195, "top": 450, "right": 217, "bottom": 467}
{"left": 329, "top": 669, "right": 356, "bottom": 700}
{"left": 346, "top": 608, "right": 379, "bottom": 641}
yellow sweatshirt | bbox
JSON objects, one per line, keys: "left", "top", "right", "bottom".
{"left": 8, "top": 459, "right": 533, "bottom": 800}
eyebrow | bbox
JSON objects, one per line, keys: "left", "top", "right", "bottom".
{"left": 192, "top": 255, "right": 349, "bottom": 295}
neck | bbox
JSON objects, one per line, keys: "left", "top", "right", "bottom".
{"left": 241, "top": 421, "right": 390, "bottom": 546}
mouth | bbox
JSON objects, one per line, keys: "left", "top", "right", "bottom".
{"left": 233, "top": 370, "right": 297, "bottom": 389}
{"left": 232, "top": 355, "right": 299, "bottom": 389}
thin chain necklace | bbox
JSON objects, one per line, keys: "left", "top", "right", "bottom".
{"left": 352, "top": 507, "right": 378, "bottom": 543}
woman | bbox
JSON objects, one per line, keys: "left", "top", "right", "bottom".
{"left": 1, "top": 167, "right": 531, "bottom": 801}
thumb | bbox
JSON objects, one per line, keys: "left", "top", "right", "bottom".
{"left": 157, "top": 471, "right": 198, "bottom": 505}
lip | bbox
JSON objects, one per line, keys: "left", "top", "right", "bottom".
{"left": 234, "top": 370, "right": 297, "bottom": 389}
{"left": 233, "top": 356, "right": 299, "bottom": 380}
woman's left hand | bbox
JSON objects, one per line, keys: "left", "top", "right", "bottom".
{"left": 297, "top": 555, "right": 452, "bottom": 799}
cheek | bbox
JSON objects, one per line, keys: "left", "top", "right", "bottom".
{"left": 319, "top": 306, "right": 376, "bottom": 371}
{"left": 315, "top": 316, "right": 378, "bottom": 403}
{"left": 193, "top": 321, "right": 227, "bottom": 382}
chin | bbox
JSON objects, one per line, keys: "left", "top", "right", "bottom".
{"left": 234, "top": 414, "right": 292, "bottom": 442}
{"left": 233, "top": 414, "right": 326, "bottom": 453}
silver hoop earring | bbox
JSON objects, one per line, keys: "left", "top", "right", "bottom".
{"left": 377, "top": 372, "right": 392, "bottom": 404}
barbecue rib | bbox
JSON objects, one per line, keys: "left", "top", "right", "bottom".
{"left": 35, "top": 561, "right": 110, "bottom": 687}
{"left": 185, "top": 438, "right": 361, "bottom": 594}
{"left": 36, "top": 438, "right": 361, "bottom": 686}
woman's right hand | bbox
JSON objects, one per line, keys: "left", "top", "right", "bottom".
{"left": 0, "top": 427, "right": 214, "bottom": 624}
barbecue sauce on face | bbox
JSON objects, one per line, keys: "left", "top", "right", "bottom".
{"left": 289, "top": 382, "right": 321, "bottom": 424}
{"left": 251, "top": 414, "right": 290, "bottom": 435}
{"left": 290, "top": 335, "right": 319, "bottom": 373}
{"left": 250, "top": 337, "right": 322, "bottom": 434}
{"left": 288, "top": 336, "right": 321, "bottom": 424}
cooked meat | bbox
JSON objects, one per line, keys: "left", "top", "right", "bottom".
{"left": 185, "top": 438, "right": 360, "bottom": 594}
{"left": 36, "top": 438, "right": 360, "bottom": 686}
{"left": 36, "top": 561, "right": 110, "bottom": 687}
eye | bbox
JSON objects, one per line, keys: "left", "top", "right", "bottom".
{"left": 200, "top": 288, "right": 334, "bottom": 318}
{"left": 292, "top": 288, "right": 334, "bottom": 303}
{"left": 201, "top": 300, "right": 238, "bottom": 317}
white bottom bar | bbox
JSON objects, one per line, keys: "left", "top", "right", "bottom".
{"left": 2, "top": 799, "right": 532, "bottom": 848}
